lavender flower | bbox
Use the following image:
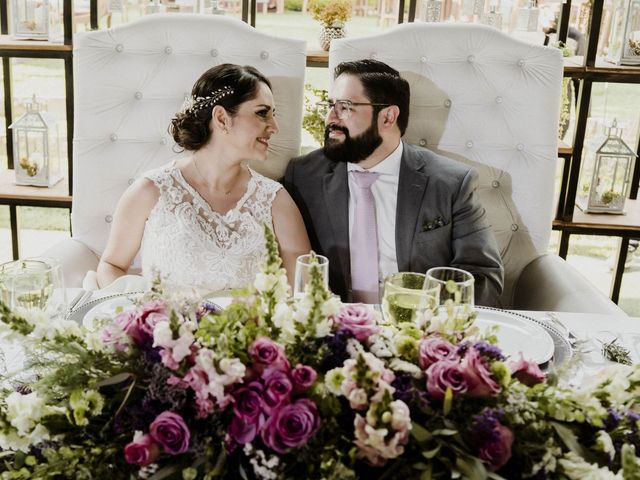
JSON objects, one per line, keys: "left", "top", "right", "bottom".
{"left": 474, "top": 341, "right": 506, "bottom": 361}
{"left": 322, "top": 328, "right": 355, "bottom": 370}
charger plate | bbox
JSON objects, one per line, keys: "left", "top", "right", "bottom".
{"left": 476, "top": 307, "right": 572, "bottom": 367}
{"left": 67, "top": 292, "right": 144, "bottom": 329}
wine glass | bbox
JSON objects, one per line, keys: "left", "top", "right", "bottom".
{"left": 294, "top": 253, "right": 329, "bottom": 298}
{"left": 424, "top": 267, "right": 475, "bottom": 315}
{"left": 0, "top": 258, "right": 66, "bottom": 318}
{"left": 381, "top": 272, "right": 439, "bottom": 324}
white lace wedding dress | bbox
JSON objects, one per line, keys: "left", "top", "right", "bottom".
{"left": 140, "top": 162, "right": 281, "bottom": 292}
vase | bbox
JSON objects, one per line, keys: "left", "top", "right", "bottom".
{"left": 319, "top": 23, "right": 345, "bottom": 51}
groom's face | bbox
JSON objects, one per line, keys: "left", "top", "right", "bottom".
{"left": 323, "top": 74, "right": 383, "bottom": 164}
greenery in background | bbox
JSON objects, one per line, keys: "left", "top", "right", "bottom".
{"left": 284, "top": 0, "right": 303, "bottom": 11}
{"left": 0, "top": 206, "right": 69, "bottom": 231}
{"left": 303, "top": 84, "right": 328, "bottom": 144}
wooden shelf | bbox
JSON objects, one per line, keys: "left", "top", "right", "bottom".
{"left": 0, "top": 35, "right": 71, "bottom": 52}
{"left": 553, "top": 199, "right": 640, "bottom": 236}
{"left": 0, "top": 169, "right": 71, "bottom": 208}
{"left": 306, "top": 48, "right": 328, "bottom": 66}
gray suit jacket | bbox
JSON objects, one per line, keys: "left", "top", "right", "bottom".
{"left": 283, "top": 142, "right": 504, "bottom": 307}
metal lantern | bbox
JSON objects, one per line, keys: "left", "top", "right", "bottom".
{"left": 578, "top": 119, "right": 636, "bottom": 214}
{"left": 8, "top": 95, "right": 63, "bottom": 188}
{"left": 12, "top": 0, "right": 50, "bottom": 40}
{"left": 421, "top": 0, "right": 443, "bottom": 22}
{"left": 606, "top": 0, "right": 640, "bottom": 65}
{"left": 515, "top": 0, "right": 539, "bottom": 32}
{"left": 481, "top": 4, "right": 503, "bottom": 29}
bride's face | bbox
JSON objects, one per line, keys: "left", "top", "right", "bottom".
{"left": 225, "top": 82, "right": 279, "bottom": 162}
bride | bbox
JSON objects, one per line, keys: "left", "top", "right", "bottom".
{"left": 96, "top": 64, "right": 310, "bottom": 291}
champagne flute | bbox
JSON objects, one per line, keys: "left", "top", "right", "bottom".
{"left": 294, "top": 253, "right": 329, "bottom": 298}
{"left": 424, "top": 267, "right": 475, "bottom": 316}
{"left": 381, "top": 272, "right": 439, "bottom": 324}
{"left": 0, "top": 258, "right": 66, "bottom": 318}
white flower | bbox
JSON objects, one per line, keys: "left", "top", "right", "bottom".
{"left": 325, "top": 368, "right": 346, "bottom": 396}
{"left": 254, "top": 272, "right": 278, "bottom": 293}
{"left": 6, "top": 391, "right": 47, "bottom": 437}
{"left": 558, "top": 452, "right": 622, "bottom": 479}
{"left": 315, "top": 318, "right": 333, "bottom": 338}
{"left": 218, "top": 357, "right": 246, "bottom": 385}
{"left": 595, "top": 430, "right": 615, "bottom": 460}
{"left": 153, "top": 321, "right": 173, "bottom": 348}
{"left": 320, "top": 296, "right": 342, "bottom": 317}
{"left": 389, "top": 358, "right": 423, "bottom": 378}
{"left": 172, "top": 331, "right": 194, "bottom": 363}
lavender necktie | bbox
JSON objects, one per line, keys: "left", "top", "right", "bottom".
{"left": 350, "top": 170, "right": 380, "bottom": 304}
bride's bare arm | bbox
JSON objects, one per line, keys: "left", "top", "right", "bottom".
{"left": 96, "top": 179, "right": 159, "bottom": 288}
{"left": 272, "top": 189, "right": 311, "bottom": 286}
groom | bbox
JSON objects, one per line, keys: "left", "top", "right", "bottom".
{"left": 283, "top": 59, "right": 503, "bottom": 307}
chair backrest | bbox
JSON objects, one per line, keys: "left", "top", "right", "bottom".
{"left": 72, "top": 13, "right": 306, "bottom": 257}
{"left": 329, "top": 23, "right": 563, "bottom": 307}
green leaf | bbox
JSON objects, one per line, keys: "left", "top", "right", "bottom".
{"left": 551, "top": 421, "right": 588, "bottom": 458}
{"left": 420, "top": 465, "right": 433, "bottom": 480}
{"left": 95, "top": 372, "right": 134, "bottom": 388}
{"left": 444, "top": 387, "right": 453, "bottom": 416}
{"left": 422, "top": 445, "right": 441, "bottom": 459}
{"left": 455, "top": 454, "right": 488, "bottom": 480}
{"left": 432, "top": 429, "right": 458, "bottom": 436}
{"left": 411, "top": 422, "right": 433, "bottom": 443}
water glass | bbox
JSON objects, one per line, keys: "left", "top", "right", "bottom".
{"left": 381, "top": 272, "right": 439, "bottom": 324}
{"left": 424, "top": 267, "right": 475, "bottom": 309}
{"left": 0, "top": 258, "right": 66, "bottom": 318}
{"left": 294, "top": 253, "right": 329, "bottom": 298}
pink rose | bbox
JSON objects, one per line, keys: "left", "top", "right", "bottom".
{"left": 291, "top": 364, "right": 317, "bottom": 393}
{"left": 262, "top": 367, "right": 293, "bottom": 414}
{"left": 478, "top": 423, "right": 514, "bottom": 471}
{"left": 418, "top": 336, "right": 459, "bottom": 370}
{"left": 229, "top": 381, "right": 265, "bottom": 444}
{"left": 426, "top": 360, "right": 468, "bottom": 400}
{"left": 461, "top": 348, "right": 501, "bottom": 397}
{"left": 149, "top": 411, "right": 190, "bottom": 455}
{"left": 261, "top": 399, "right": 320, "bottom": 454}
{"left": 333, "top": 304, "right": 380, "bottom": 341}
{"left": 123, "top": 433, "right": 160, "bottom": 466}
{"left": 117, "top": 300, "right": 168, "bottom": 346}
{"left": 248, "top": 337, "right": 289, "bottom": 374}
{"left": 507, "top": 354, "right": 545, "bottom": 386}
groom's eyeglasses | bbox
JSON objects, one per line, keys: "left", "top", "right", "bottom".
{"left": 316, "top": 100, "right": 390, "bottom": 120}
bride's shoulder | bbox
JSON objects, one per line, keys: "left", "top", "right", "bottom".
{"left": 249, "top": 168, "right": 282, "bottom": 195}
{"left": 141, "top": 161, "right": 180, "bottom": 185}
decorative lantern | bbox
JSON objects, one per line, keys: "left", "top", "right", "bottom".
{"left": 577, "top": 119, "right": 636, "bottom": 214}
{"left": 421, "top": 0, "right": 443, "bottom": 22}
{"left": 11, "top": 0, "right": 50, "bottom": 40}
{"left": 606, "top": 0, "right": 640, "bottom": 65}
{"left": 515, "top": 0, "right": 539, "bottom": 31}
{"left": 8, "top": 95, "right": 63, "bottom": 188}
{"left": 481, "top": 4, "right": 503, "bottom": 29}
{"left": 461, "top": 0, "right": 485, "bottom": 18}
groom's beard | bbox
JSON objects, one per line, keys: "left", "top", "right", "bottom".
{"left": 323, "top": 121, "right": 383, "bottom": 164}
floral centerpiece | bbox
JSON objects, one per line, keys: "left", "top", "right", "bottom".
{"left": 1, "top": 227, "right": 640, "bottom": 479}
{"left": 307, "top": 0, "right": 352, "bottom": 51}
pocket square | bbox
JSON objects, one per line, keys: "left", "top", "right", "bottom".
{"left": 421, "top": 216, "right": 447, "bottom": 232}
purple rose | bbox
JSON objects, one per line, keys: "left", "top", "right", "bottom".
{"left": 123, "top": 433, "right": 160, "bottom": 466}
{"left": 478, "top": 423, "right": 514, "bottom": 471}
{"left": 507, "top": 354, "right": 545, "bottom": 386}
{"left": 461, "top": 348, "right": 501, "bottom": 397}
{"left": 333, "top": 304, "right": 380, "bottom": 341}
{"left": 418, "top": 336, "right": 459, "bottom": 370}
{"left": 149, "top": 411, "right": 190, "bottom": 455}
{"left": 291, "top": 364, "right": 317, "bottom": 393}
{"left": 261, "top": 399, "right": 320, "bottom": 453}
{"left": 229, "top": 382, "right": 264, "bottom": 444}
{"left": 248, "top": 337, "right": 289, "bottom": 374}
{"left": 117, "top": 300, "right": 168, "bottom": 346}
{"left": 426, "top": 360, "right": 468, "bottom": 400}
{"left": 262, "top": 367, "right": 293, "bottom": 414}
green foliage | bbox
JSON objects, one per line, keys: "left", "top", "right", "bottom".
{"left": 303, "top": 84, "right": 328, "bottom": 145}
{"left": 284, "top": 0, "right": 303, "bottom": 11}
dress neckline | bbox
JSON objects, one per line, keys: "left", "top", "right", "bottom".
{"left": 172, "top": 163, "right": 257, "bottom": 219}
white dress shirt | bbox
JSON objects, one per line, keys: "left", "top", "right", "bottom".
{"left": 347, "top": 141, "right": 402, "bottom": 290}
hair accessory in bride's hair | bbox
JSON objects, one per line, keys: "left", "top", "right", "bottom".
{"left": 179, "top": 86, "right": 235, "bottom": 116}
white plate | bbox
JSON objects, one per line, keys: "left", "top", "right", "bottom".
{"left": 67, "top": 294, "right": 139, "bottom": 330}
{"left": 474, "top": 309, "right": 555, "bottom": 364}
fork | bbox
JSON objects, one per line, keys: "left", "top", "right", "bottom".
{"left": 543, "top": 312, "right": 591, "bottom": 351}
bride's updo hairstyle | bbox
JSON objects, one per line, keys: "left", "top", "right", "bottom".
{"left": 170, "top": 63, "right": 272, "bottom": 151}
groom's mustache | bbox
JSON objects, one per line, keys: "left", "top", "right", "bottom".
{"left": 325, "top": 124, "right": 349, "bottom": 139}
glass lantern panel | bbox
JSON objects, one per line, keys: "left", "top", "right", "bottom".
{"left": 15, "top": 130, "right": 47, "bottom": 178}
{"left": 607, "top": 0, "right": 627, "bottom": 62}
{"left": 48, "top": 0, "right": 64, "bottom": 42}
{"left": 596, "top": 154, "right": 630, "bottom": 195}
{"left": 13, "top": 0, "right": 50, "bottom": 38}
{"left": 624, "top": 0, "right": 640, "bottom": 59}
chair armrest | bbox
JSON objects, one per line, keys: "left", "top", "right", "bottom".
{"left": 512, "top": 253, "right": 627, "bottom": 316}
{"left": 41, "top": 239, "right": 100, "bottom": 288}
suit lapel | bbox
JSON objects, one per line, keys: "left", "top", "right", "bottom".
{"left": 396, "top": 144, "right": 429, "bottom": 272}
{"left": 323, "top": 162, "right": 351, "bottom": 287}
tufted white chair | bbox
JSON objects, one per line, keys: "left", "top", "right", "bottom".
{"left": 45, "top": 14, "right": 306, "bottom": 288}
{"left": 330, "top": 23, "right": 624, "bottom": 314}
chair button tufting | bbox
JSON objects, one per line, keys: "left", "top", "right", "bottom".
{"left": 115, "top": 44, "right": 124, "bottom": 53}
{"left": 128, "top": 178, "right": 135, "bottom": 186}
{"left": 466, "top": 140, "right": 474, "bottom": 148}
{"left": 134, "top": 91, "right": 143, "bottom": 100}
{"left": 110, "top": 133, "right": 118, "bottom": 142}
{"left": 420, "top": 55, "right": 428, "bottom": 63}
{"left": 210, "top": 49, "right": 218, "bottom": 57}
{"left": 419, "top": 138, "right": 427, "bottom": 147}
{"left": 260, "top": 51, "right": 269, "bottom": 60}
{"left": 159, "top": 138, "right": 167, "bottom": 145}
{"left": 491, "top": 180, "right": 500, "bottom": 188}
{"left": 517, "top": 59, "right": 526, "bottom": 67}
{"left": 444, "top": 99, "right": 452, "bottom": 108}
{"left": 516, "top": 143, "right": 524, "bottom": 151}
{"left": 105, "top": 215, "right": 113, "bottom": 223}
{"left": 467, "top": 54, "right": 475, "bottom": 63}
{"left": 370, "top": 52, "right": 378, "bottom": 60}
{"left": 495, "top": 96, "right": 503, "bottom": 104}
{"left": 511, "top": 224, "right": 519, "bottom": 232}
{"left": 164, "top": 46, "right": 173, "bottom": 54}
